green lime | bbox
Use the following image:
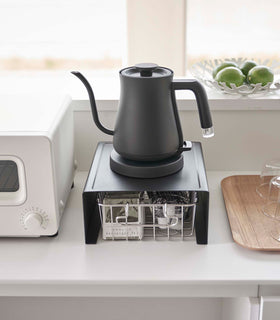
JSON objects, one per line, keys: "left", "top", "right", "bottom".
{"left": 247, "top": 66, "right": 274, "bottom": 86}
{"left": 240, "top": 60, "right": 258, "bottom": 76}
{"left": 212, "top": 61, "right": 238, "bottom": 78}
{"left": 215, "top": 67, "right": 245, "bottom": 88}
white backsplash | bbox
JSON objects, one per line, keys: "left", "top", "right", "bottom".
{"left": 73, "top": 102, "right": 280, "bottom": 172}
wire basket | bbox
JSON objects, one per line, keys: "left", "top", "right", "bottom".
{"left": 190, "top": 57, "right": 280, "bottom": 95}
{"left": 98, "top": 191, "right": 197, "bottom": 241}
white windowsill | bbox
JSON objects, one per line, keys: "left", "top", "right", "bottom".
{"left": 2, "top": 70, "right": 280, "bottom": 111}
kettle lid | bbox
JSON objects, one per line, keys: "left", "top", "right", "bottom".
{"left": 121, "top": 63, "right": 173, "bottom": 78}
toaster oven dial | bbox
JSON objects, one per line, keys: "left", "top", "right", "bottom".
{"left": 24, "top": 212, "right": 43, "bottom": 231}
{"left": 21, "top": 209, "right": 49, "bottom": 232}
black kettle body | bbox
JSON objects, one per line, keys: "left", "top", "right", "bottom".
{"left": 114, "top": 65, "right": 181, "bottom": 161}
{"left": 72, "top": 63, "right": 213, "bottom": 170}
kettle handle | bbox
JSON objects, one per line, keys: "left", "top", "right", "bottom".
{"left": 172, "top": 79, "right": 214, "bottom": 138}
{"left": 71, "top": 71, "right": 114, "bottom": 135}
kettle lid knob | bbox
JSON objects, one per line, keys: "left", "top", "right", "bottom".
{"left": 135, "top": 63, "right": 158, "bottom": 77}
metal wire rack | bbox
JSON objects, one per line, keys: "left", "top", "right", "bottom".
{"left": 98, "top": 192, "right": 197, "bottom": 241}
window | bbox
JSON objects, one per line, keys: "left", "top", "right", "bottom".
{"left": 1, "top": 0, "right": 279, "bottom": 75}
{"left": 186, "top": 0, "right": 280, "bottom": 68}
{"left": 0, "top": 0, "right": 126, "bottom": 71}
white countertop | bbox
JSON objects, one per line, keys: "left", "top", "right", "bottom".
{"left": 1, "top": 171, "right": 280, "bottom": 298}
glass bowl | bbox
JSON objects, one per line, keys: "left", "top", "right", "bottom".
{"left": 190, "top": 57, "right": 280, "bottom": 95}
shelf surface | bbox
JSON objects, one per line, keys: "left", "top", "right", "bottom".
{"left": 84, "top": 142, "right": 207, "bottom": 192}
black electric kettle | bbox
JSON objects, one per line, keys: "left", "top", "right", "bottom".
{"left": 72, "top": 63, "right": 214, "bottom": 178}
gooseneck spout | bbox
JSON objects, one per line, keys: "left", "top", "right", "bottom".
{"left": 71, "top": 71, "right": 114, "bottom": 136}
{"left": 172, "top": 79, "right": 214, "bottom": 138}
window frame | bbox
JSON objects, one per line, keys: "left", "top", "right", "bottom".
{"left": 126, "top": 0, "right": 186, "bottom": 76}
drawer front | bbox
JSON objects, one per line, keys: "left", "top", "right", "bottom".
{"left": 260, "top": 297, "right": 280, "bottom": 320}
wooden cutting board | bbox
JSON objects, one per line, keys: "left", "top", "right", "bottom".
{"left": 221, "top": 175, "right": 280, "bottom": 251}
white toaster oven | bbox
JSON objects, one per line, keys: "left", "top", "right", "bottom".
{"left": 0, "top": 94, "right": 75, "bottom": 237}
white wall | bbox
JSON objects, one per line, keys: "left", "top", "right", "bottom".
{"left": 0, "top": 297, "right": 223, "bottom": 320}
{"left": 1, "top": 297, "right": 261, "bottom": 320}
{"left": 74, "top": 108, "right": 280, "bottom": 172}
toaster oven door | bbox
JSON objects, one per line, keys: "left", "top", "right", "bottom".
{"left": 0, "top": 156, "right": 26, "bottom": 206}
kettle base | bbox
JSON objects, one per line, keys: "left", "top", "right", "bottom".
{"left": 110, "top": 149, "right": 184, "bottom": 178}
